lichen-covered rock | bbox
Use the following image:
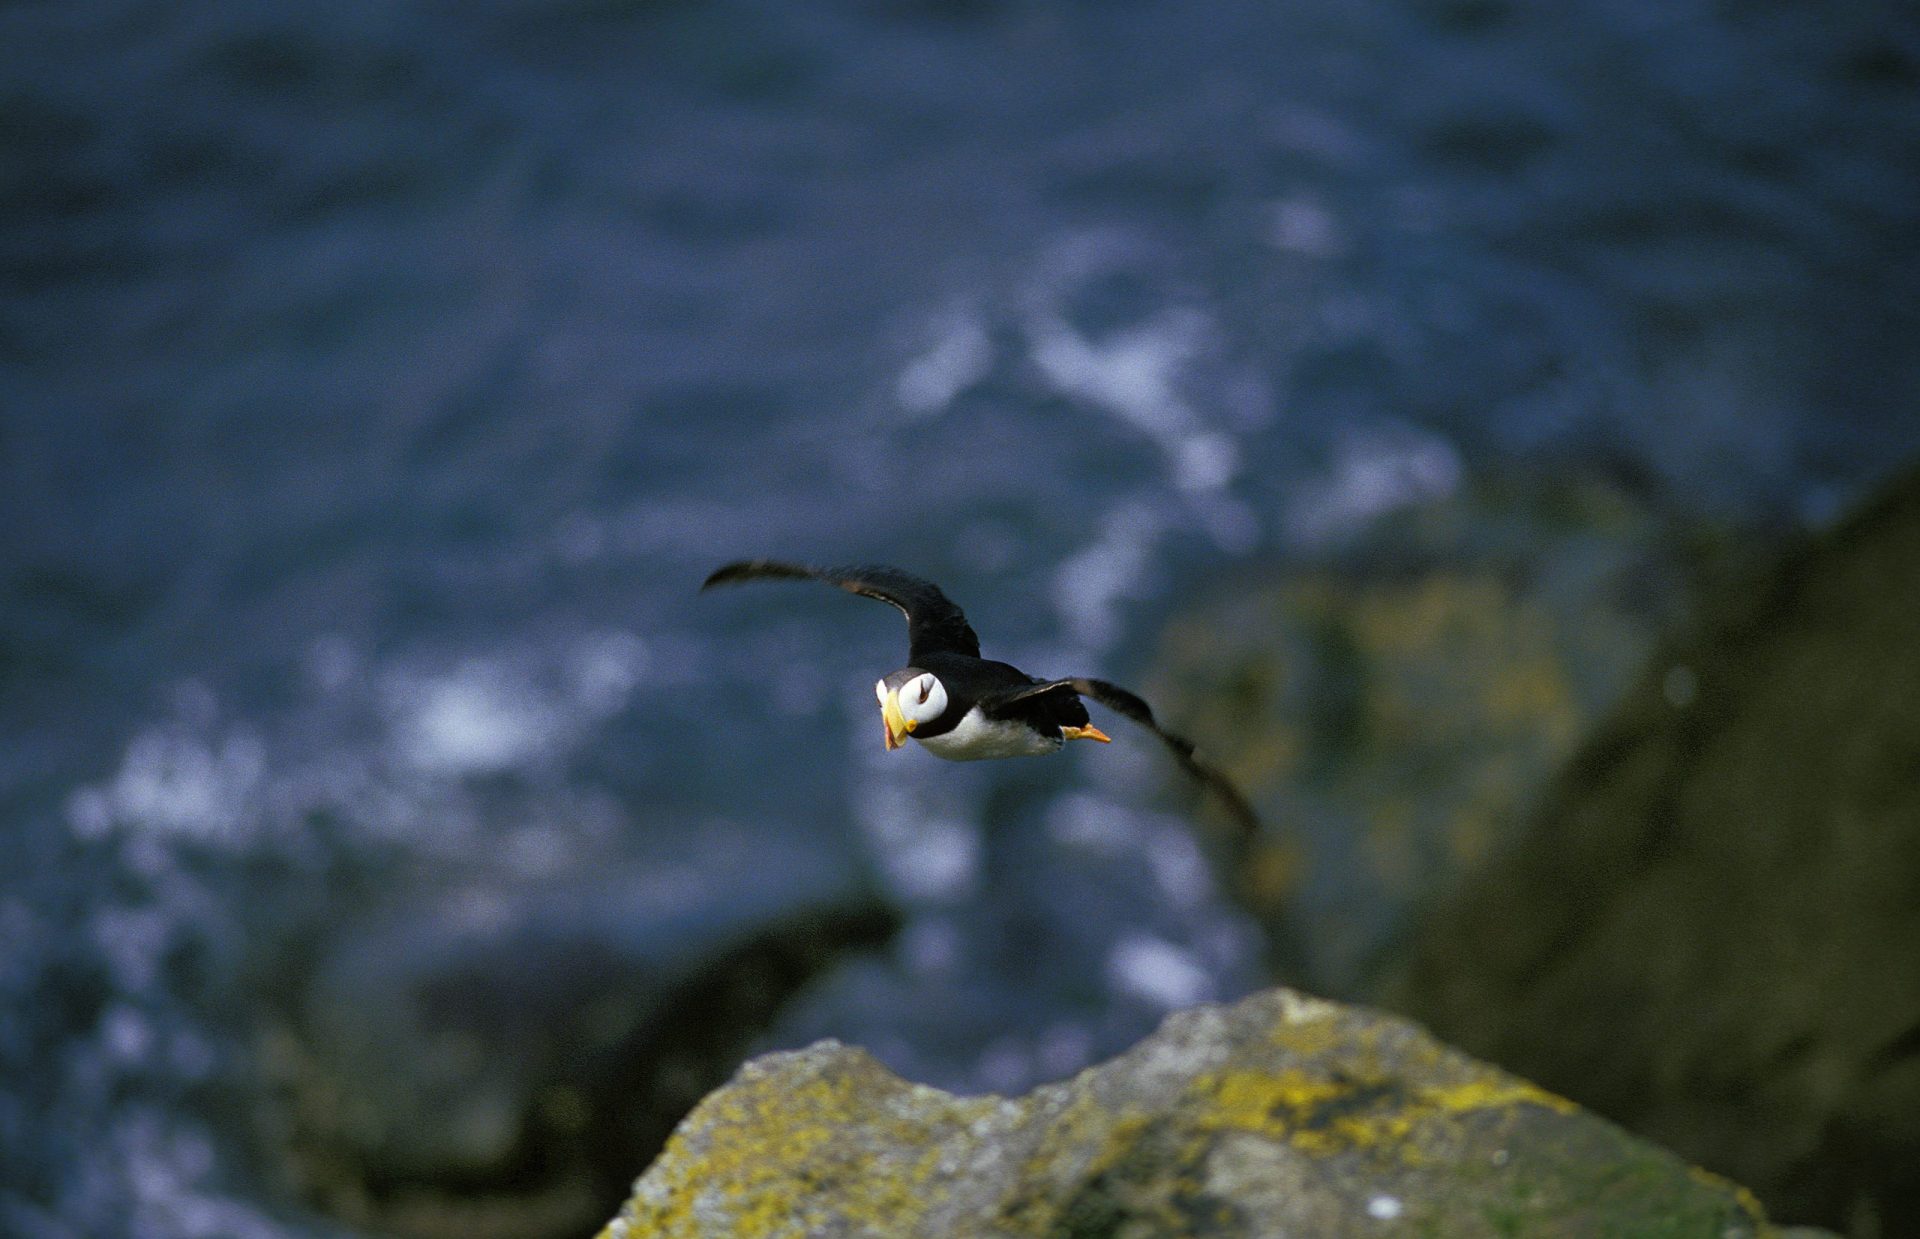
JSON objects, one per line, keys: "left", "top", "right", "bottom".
{"left": 600, "top": 987, "right": 1776, "bottom": 1238}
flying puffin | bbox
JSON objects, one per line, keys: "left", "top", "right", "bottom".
{"left": 701, "top": 560, "right": 1259, "bottom": 837}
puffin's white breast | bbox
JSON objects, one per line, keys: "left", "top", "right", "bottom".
{"left": 916, "top": 706, "right": 1061, "bottom": 761}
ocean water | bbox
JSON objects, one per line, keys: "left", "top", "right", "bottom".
{"left": 4, "top": 0, "right": 1918, "bottom": 1234}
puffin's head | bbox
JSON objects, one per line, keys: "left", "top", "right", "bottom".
{"left": 875, "top": 668, "right": 947, "bottom": 751}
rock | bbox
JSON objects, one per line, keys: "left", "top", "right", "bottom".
{"left": 1147, "top": 475, "right": 1694, "bottom": 990}
{"left": 600, "top": 986, "right": 1777, "bottom": 1238}
{"left": 1390, "top": 465, "right": 1920, "bottom": 1235}
{"left": 260, "top": 853, "right": 898, "bottom": 1239}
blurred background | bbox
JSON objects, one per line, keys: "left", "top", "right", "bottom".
{"left": 4, "top": 0, "right": 1918, "bottom": 1236}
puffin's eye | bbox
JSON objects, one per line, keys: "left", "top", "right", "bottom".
{"left": 899, "top": 673, "right": 946, "bottom": 725}
{"left": 875, "top": 679, "right": 889, "bottom": 705}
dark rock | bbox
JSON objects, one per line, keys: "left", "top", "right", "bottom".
{"left": 1391, "top": 465, "right": 1920, "bottom": 1235}
{"left": 259, "top": 853, "right": 898, "bottom": 1239}
{"left": 600, "top": 986, "right": 1778, "bottom": 1237}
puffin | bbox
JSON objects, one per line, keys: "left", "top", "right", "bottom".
{"left": 701, "top": 560, "right": 1259, "bottom": 837}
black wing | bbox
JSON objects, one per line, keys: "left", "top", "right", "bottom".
{"left": 701, "top": 560, "right": 982, "bottom": 660}
{"left": 984, "top": 677, "right": 1261, "bottom": 845}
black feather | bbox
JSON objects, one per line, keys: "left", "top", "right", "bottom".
{"left": 701, "top": 560, "right": 982, "bottom": 660}
{"left": 983, "top": 676, "right": 1261, "bottom": 845}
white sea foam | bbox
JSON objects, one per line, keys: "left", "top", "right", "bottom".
{"left": 1142, "top": 828, "right": 1214, "bottom": 911}
{"left": 852, "top": 776, "right": 980, "bottom": 904}
{"left": 101, "top": 1004, "right": 154, "bottom": 1066}
{"left": 1048, "top": 797, "right": 1214, "bottom": 910}
{"left": 896, "top": 309, "right": 994, "bottom": 419}
{"left": 567, "top": 631, "right": 652, "bottom": 715}
{"left": 67, "top": 631, "right": 651, "bottom": 864}
{"left": 391, "top": 662, "right": 556, "bottom": 776}
{"left": 66, "top": 724, "right": 266, "bottom": 846}
{"left": 1050, "top": 501, "right": 1166, "bottom": 652}
{"left": 1286, "top": 422, "right": 1463, "bottom": 544}
{"left": 115, "top": 1109, "right": 293, "bottom": 1239}
{"left": 1044, "top": 793, "right": 1134, "bottom": 853}
{"left": 1029, "top": 307, "right": 1242, "bottom": 496}
{"left": 1107, "top": 933, "right": 1213, "bottom": 1010}
{"left": 1021, "top": 231, "right": 1245, "bottom": 496}
{"left": 386, "top": 632, "right": 649, "bottom": 777}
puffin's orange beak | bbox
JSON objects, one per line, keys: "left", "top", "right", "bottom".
{"left": 1062, "top": 724, "right": 1111, "bottom": 743}
{"left": 881, "top": 689, "right": 914, "bottom": 751}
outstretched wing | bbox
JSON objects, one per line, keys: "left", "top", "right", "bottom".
{"left": 701, "top": 560, "right": 982, "bottom": 660}
{"left": 985, "top": 677, "right": 1261, "bottom": 845}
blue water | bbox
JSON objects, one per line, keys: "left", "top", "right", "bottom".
{"left": 5, "top": 0, "right": 1918, "bottom": 1234}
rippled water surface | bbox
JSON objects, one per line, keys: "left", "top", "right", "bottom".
{"left": 4, "top": 0, "right": 1918, "bottom": 1233}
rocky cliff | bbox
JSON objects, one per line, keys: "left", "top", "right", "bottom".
{"left": 600, "top": 987, "right": 1780, "bottom": 1238}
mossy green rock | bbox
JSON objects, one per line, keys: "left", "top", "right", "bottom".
{"left": 1147, "top": 477, "right": 1688, "bottom": 989}
{"left": 600, "top": 988, "right": 1775, "bottom": 1238}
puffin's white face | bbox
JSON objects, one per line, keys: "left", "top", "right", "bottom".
{"left": 877, "top": 671, "right": 947, "bottom": 750}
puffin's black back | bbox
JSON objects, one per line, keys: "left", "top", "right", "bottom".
{"left": 996, "top": 681, "right": 1093, "bottom": 734}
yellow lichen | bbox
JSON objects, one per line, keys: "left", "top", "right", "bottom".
{"left": 1686, "top": 1164, "right": 1772, "bottom": 1229}
{"left": 1260, "top": 1007, "right": 1346, "bottom": 1059}
{"left": 1193, "top": 1066, "right": 1574, "bottom": 1160}
{"left": 618, "top": 1054, "right": 1000, "bottom": 1237}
